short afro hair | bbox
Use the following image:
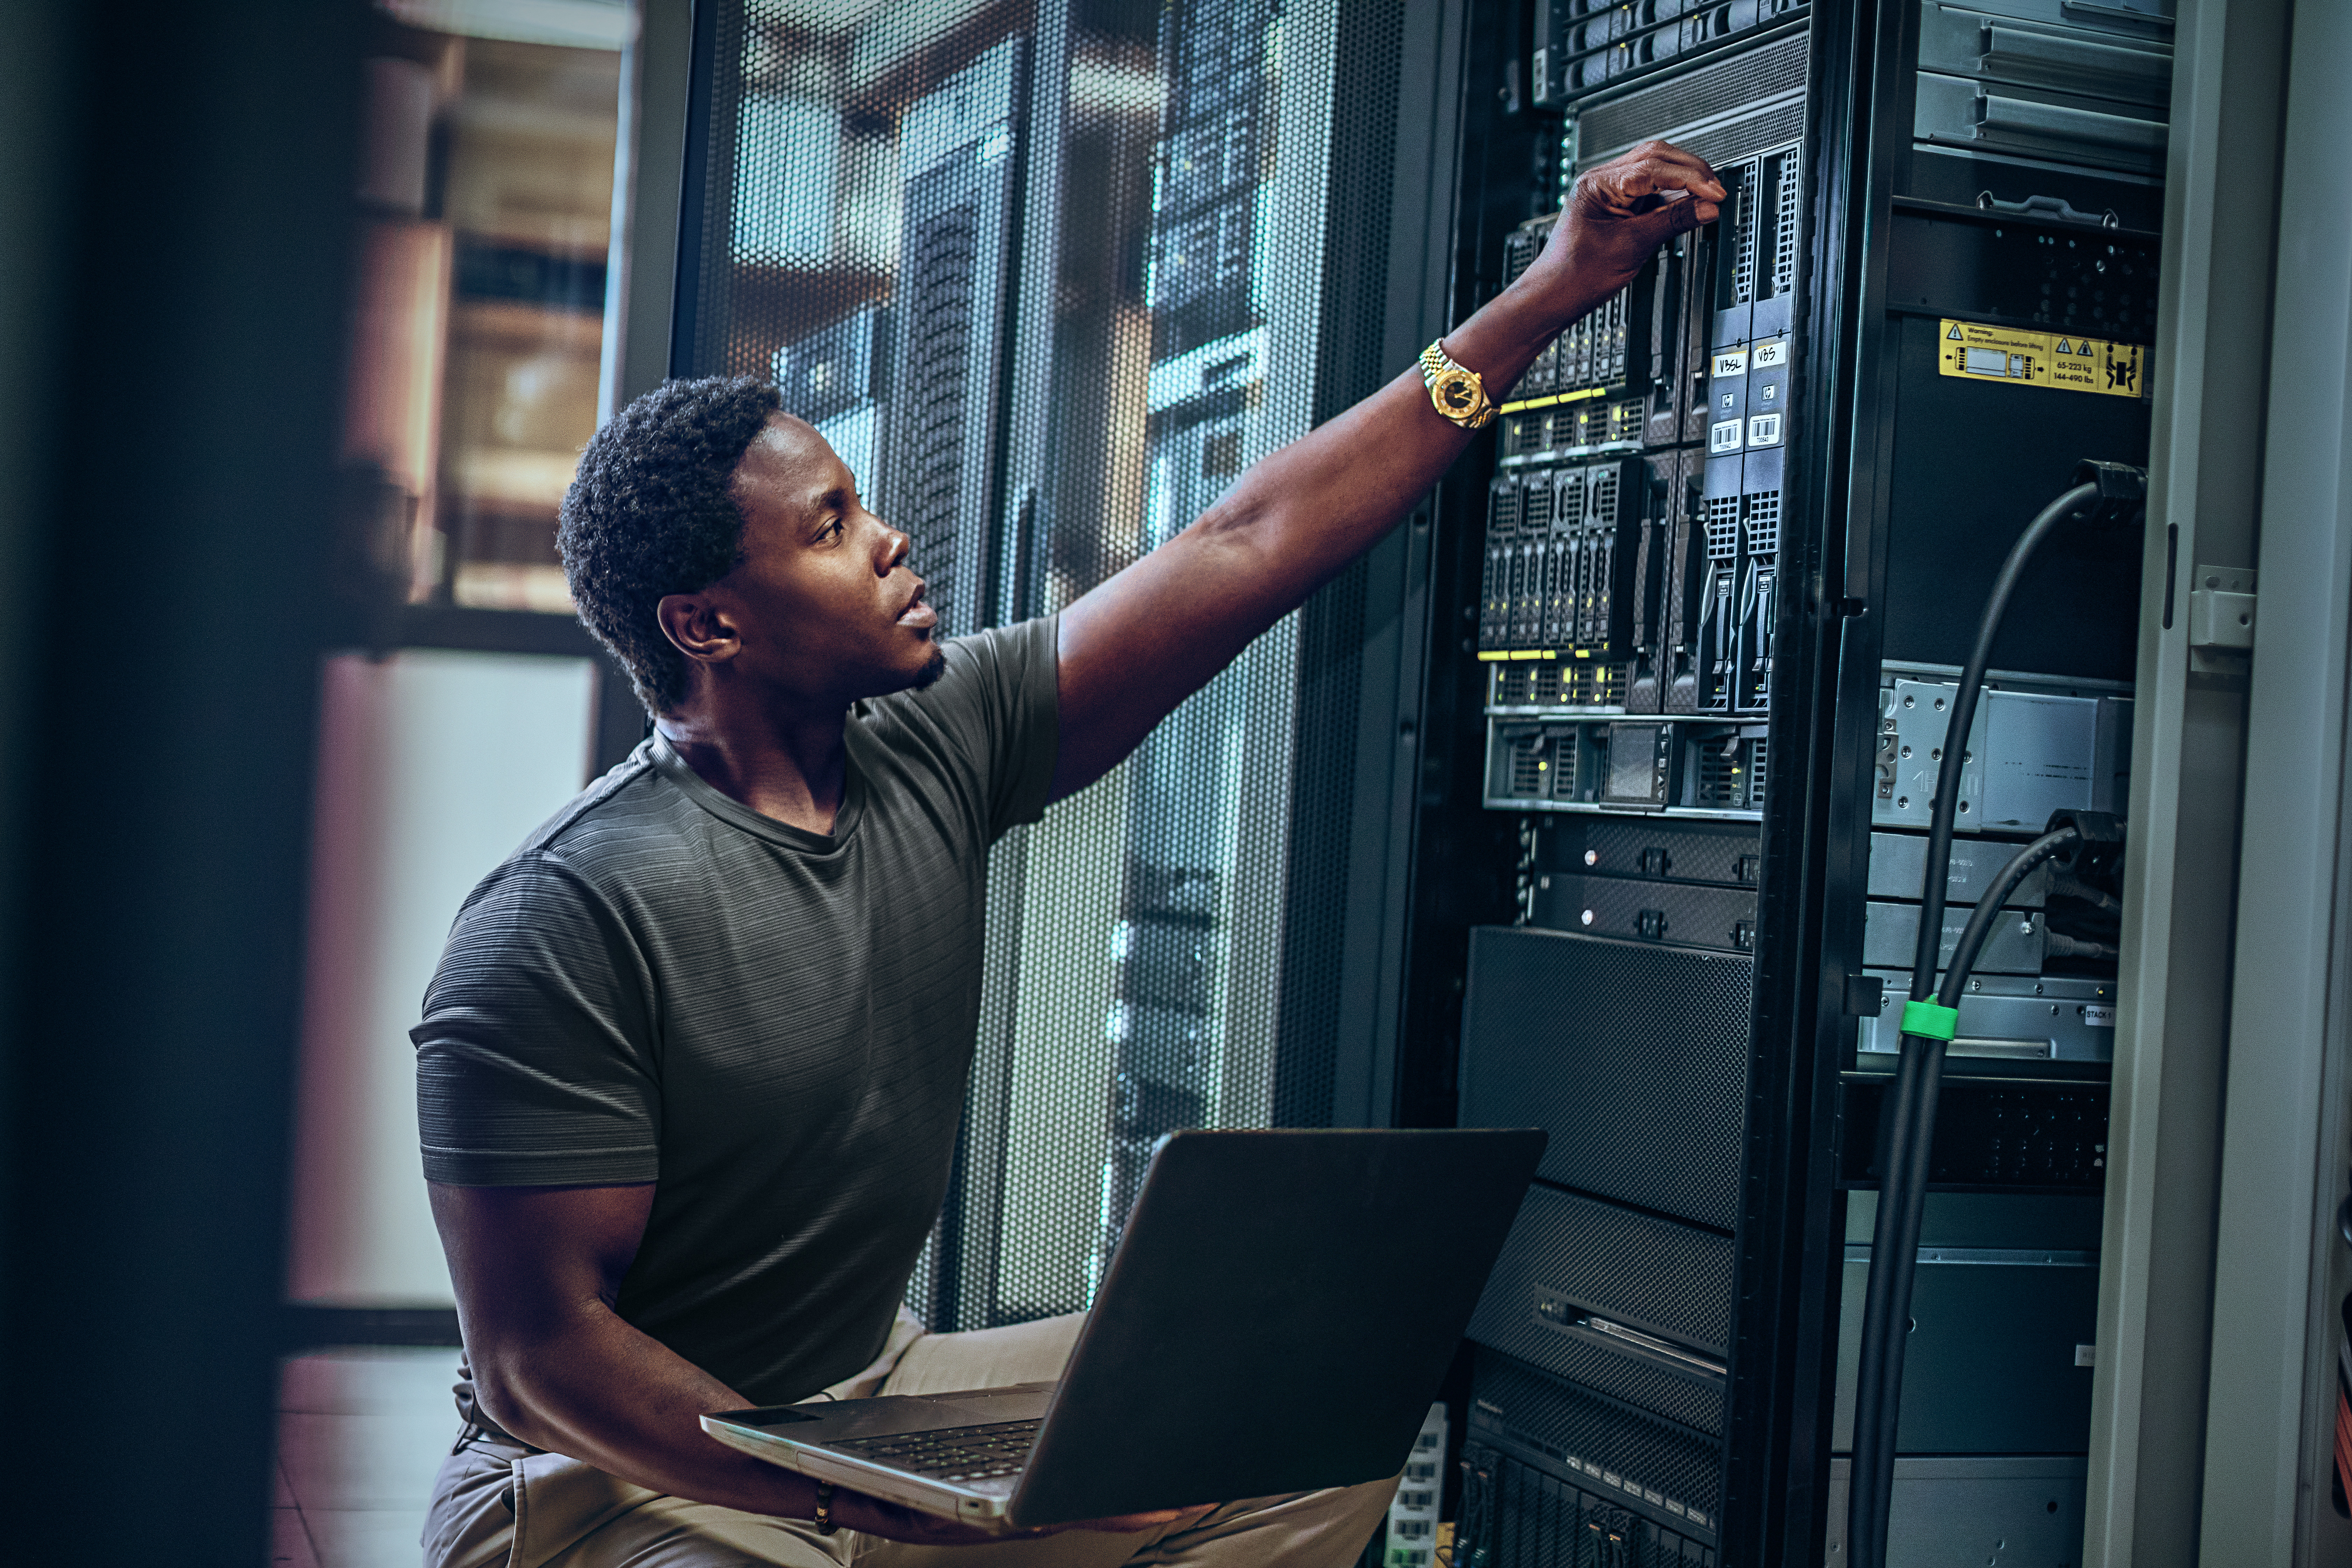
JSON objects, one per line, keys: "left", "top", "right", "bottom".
{"left": 558, "top": 375, "right": 783, "bottom": 712}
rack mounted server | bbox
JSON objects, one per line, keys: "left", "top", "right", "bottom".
{"left": 1432, "top": 2, "right": 2171, "bottom": 1562}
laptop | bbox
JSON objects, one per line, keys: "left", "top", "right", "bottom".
{"left": 701, "top": 1126, "right": 1545, "bottom": 1528}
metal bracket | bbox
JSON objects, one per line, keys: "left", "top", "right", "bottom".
{"left": 2186, "top": 563, "right": 2256, "bottom": 671}
{"left": 1843, "top": 972, "right": 1886, "bottom": 1017}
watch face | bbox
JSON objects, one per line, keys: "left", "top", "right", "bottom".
{"left": 1433, "top": 367, "right": 1484, "bottom": 419}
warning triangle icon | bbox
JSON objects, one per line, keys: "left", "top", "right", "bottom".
{"left": 2056, "top": 338, "right": 2073, "bottom": 354}
{"left": 1946, "top": 323, "right": 1963, "bottom": 340}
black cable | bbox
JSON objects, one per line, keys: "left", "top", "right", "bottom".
{"left": 1904, "top": 482, "right": 2098, "bottom": 994}
{"left": 1942, "top": 833, "right": 2076, "bottom": 1015}
{"left": 1855, "top": 825, "right": 2079, "bottom": 1550}
{"left": 1846, "top": 478, "right": 2101, "bottom": 1568}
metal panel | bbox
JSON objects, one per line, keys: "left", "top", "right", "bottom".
{"left": 2197, "top": 0, "right": 2352, "bottom": 1561}
{"left": 1468, "top": 1347, "right": 1728, "bottom": 1544}
{"left": 1537, "top": 815, "right": 1763, "bottom": 886}
{"left": 1469, "top": 1184, "right": 1737, "bottom": 1437}
{"left": 1823, "top": 1457, "right": 2089, "bottom": 1567}
{"left": 1855, "top": 967, "right": 2115, "bottom": 1063}
{"left": 1459, "top": 926, "right": 1754, "bottom": 1231}
{"left": 1328, "top": 0, "right": 1468, "bottom": 1134}
{"left": 1534, "top": 873, "right": 1760, "bottom": 954}
{"left": 1867, "top": 829, "right": 2049, "bottom": 905}
{"left": 2081, "top": 6, "right": 2279, "bottom": 1566}
{"left": 608, "top": 0, "right": 693, "bottom": 414}
{"left": 1472, "top": 1184, "right": 1740, "bottom": 1360}
{"left": 1832, "top": 1244, "right": 2100, "bottom": 1453}
{"left": 1862, "top": 897, "right": 2046, "bottom": 973}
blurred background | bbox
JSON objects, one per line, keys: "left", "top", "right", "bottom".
{"left": 0, "top": 4, "right": 641, "bottom": 1562}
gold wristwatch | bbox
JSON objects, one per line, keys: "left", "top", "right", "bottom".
{"left": 1420, "top": 341, "right": 1497, "bottom": 430}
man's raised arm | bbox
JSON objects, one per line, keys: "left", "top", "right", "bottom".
{"left": 1048, "top": 139, "right": 1722, "bottom": 802}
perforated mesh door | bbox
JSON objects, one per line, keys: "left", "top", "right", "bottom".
{"left": 678, "top": 0, "right": 1369, "bottom": 1331}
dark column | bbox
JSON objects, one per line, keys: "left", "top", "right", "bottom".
{"left": 0, "top": 4, "right": 360, "bottom": 1564}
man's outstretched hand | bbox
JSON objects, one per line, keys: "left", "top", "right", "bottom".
{"left": 1525, "top": 139, "right": 1725, "bottom": 308}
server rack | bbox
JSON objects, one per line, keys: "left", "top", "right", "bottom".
{"left": 874, "top": 37, "right": 1026, "bottom": 641}
{"left": 1094, "top": 0, "right": 1289, "bottom": 1281}
{"left": 668, "top": 0, "right": 1456, "bottom": 1348}
{"left": 1426, "top": 2, "right": 2173, "bottom": 1562}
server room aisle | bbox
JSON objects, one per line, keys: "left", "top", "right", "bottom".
{"left": 273, "top": 1349, "right": 460, "bottom": 1568}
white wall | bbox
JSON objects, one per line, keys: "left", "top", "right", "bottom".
{"left": 286, "top": 649, "right": 597, "bottom": 1305}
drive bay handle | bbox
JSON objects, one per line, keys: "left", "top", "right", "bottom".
{"left": 1979, "top": 23, "right": 2171, "bottom": 94}
{"left": 1975, "top": 92, "right": 2168, "bottom": 155}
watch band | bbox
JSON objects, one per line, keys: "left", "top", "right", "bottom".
{"left": 813, "top": 1481, "right": 837, "bottom": 1536}
{"left": 1420, "top": 341, "right": 1497, "bottom": 430}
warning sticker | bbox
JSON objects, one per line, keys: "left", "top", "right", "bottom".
{"left": 1937, "top": 318, "right": 2147, "bottom": 399}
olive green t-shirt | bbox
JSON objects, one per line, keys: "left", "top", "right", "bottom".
{"left": 413, "top": 617, "right": 1058, "bottom": 1407}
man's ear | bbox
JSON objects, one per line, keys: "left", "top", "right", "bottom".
{"left": 656, "top": 592, "right": 742, "bottom": 669}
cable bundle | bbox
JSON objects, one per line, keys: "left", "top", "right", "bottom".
{"left": 1845, "top": 462, "right": 2144, "bottom": 1567}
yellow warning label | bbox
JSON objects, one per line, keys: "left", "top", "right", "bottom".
{"left": 1936, "top": 318, "right": 2147, "bottom": 399}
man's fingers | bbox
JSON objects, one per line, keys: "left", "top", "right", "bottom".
{"left": 1625, "top": 138, "right": 1725, "bottom": 192}
{"left": 1587, "top": 141, "right": 1726, "bottom": 208}
{"left": 1611, "top": 195, "right": 1720, "bottom": 250}
{"left": 1595, "top": 162, "right": 1727, "bottom": 209}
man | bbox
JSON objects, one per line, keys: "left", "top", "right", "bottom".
{"left": 417, "top": 139, "right": 1721, "bottom": 1568}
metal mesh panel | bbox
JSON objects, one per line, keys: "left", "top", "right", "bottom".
{"left": 1742, "top": 486, "right": 1780, "bottom": 557}
{"left": 1702, "top": 493, "right": 1740, "bottom": 560}
{"left": 1459, "top": 926, "right": 1753, "bottom": 1231}
{"left": 1574, "top": 30, "right": 1810, "bottom": 166}
{"left": 1468, "top": 1185, "right": 1737, "bottom": 1435}
{"left": 679, "top": 0, "right": 1372, "bottom": 1332}
{"left": 1479, "top": 1313, "right": 1727, "bottom": 1437}
{"left": 1511, "top": 731, "right": 1550, "bottom": 798}
{"left": 1459, "top": 1443, "right": 1719, "bottom": 1566}
{"left": 1771, "top": 150, "right": 1801, "bottom": 298}
{"left": 1471, "top": 1346, "right": 1726, "bottom": 1538}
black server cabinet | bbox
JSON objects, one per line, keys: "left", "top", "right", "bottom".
{"left": 1420, "top": 2, "right": 2169, "bottom": 1563}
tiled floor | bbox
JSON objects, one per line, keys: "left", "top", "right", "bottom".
{"left": 273, "top": 1347, "right": 466, "bottom": 1568}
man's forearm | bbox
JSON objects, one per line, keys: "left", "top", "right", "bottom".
{"left": 1188, "top": 268, "right": 1611, "bottom": 607}
{"left": 1195, "top": 149, "right": 1716, "bottom": 600}
{"left": 471, "top": 1301, "right": 821, "bottom": 1517}
{"left": 1047, "top": 275, "right": 1599, "bottom": 795}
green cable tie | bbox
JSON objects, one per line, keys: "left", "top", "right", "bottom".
{"left": 1900, "top": 999, "right": 1960, "bottom": 1041}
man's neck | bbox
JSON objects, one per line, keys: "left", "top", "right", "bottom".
{"left": 655, "top": 692, "right": 852, "bottom": 836}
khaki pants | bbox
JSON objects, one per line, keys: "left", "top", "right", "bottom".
{"left": 422, "top": 1312, "right": 1399, "bottom": 1568}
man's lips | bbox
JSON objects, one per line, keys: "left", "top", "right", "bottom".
{"left": 897, "top": 587, "right": 937, "bottom": 629}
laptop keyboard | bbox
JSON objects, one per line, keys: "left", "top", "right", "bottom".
{"left": 828, "top": 1419, "right": 1041, "bottom": 1484}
